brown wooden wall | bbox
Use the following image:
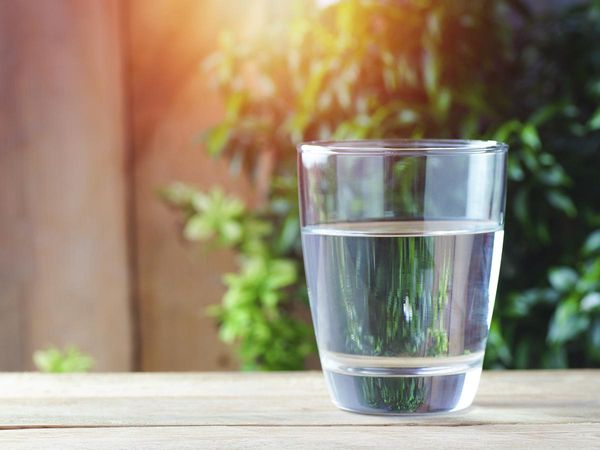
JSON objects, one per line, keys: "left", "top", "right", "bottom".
{"left": 0, "top": 0, "right": 132, "bottom": 370}
{"left": 128, "top": 0, "right": 248, "bottom": 371}
{"left": 0, "top": 0, "right": 282, "bottom": 371}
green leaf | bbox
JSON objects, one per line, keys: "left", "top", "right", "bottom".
{"left": 33, "top": 346, "right": 93, "bottom": 373}
{"left": 588, "top": 106, "right": 600, "bottom": 130}
{"left": 529, "top": 102, "right": 562, "bottom": 126}
{"left": 223, "top": 287, "right": 252, "bottom": 308}
{"left": 484, "top": 321, "right": 512, "bottom": 367}
{"left": 520, "top": 124, "right": 541, "bottom": 149}
{"left": 261, "top": 291, "right": 280, "bottom": 309}
{"left": 434, "top": 88, "right": 452, "bottom": 117}
{"left": 397, "top": 109, "right": 418, "bottom": 125}
{"left": 184, "top": 215, "right": 213, "bottom": 241}
{"left": 546, "top": 190, "right": 577, "bottom": 217}
{"left": 493, "top": 119, "right": 521, "bottom": 142}
{"left": 507, "top": 157, "right": 524, "bottom": 181}
{"left": 190, "top": 192, "right": 211, "bottom": 212}
{"left": 548, "top": 267, "right": 579, "bottom": 292}
{"left": 276, "top": 215, "right": 300, "bottom": 254}
{"left": 537, "top": 166, "right": 568, "bottom": 187}
{"left": 538, "top": 152, "right": 555, "bottom": 165}
{"left": 222, "top": 198, "right": 245, "bottom": 217}
{"left": 219, "top": 323, "right": 238, "bottom": 343}
{"left": 548, "top": 299, "right": 590, "bottom": 344}
{"left": 508, "top": 288, "right": 558, "bottom": 317}
{"left": 583, "top": 230, "right": 600, "bottom": 256}
{"left": 423, "top": 48, "right": 439, "bottom": 95}
{"left": 576, "top": 259, "right": 600, "bottom": 292}
{"left": 581, "top": 292, "right": 600, "bottom": 312}
{"left": 205, "top": 124, "right": 231, "bottom": 156}
{"left": 225, "top": 92, "right": 245, "bottom": 122}
{"left": 266, "top": 260, "right": 297, "bottom": 290}
{"left": 521, "top": 147, "right": 539, "bottom": 171}
{"left": 221, "top": 220, "right": 243, "bottom": 244}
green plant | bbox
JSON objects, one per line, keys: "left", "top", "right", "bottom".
{"left": 33, "top": 346, "right": 94, "bottom": 373}
{"left": 483, "top": 1, "right": 600, "bottom": 368}
{"left": 166, "top": 0, "right": 600, "bottom": 370}
{"left": 161, "top": 184, "right": 314, "bottom": 370}
{"left": 493, "top": 230, "right": 600, "bottom": 368}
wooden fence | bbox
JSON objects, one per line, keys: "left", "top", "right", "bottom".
{"left": 0, "top": 0, "right": 274, "bottom": 371}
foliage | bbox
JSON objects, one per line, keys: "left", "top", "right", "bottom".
{"left": 166, "top": 0, "right": 600, "bottom": 369}
{"left": 483, "top": 1, "right": 600, "bottom": 368}
{"left": 491, "top": 230, "right": 600, "bottom": 368}
{"left": 33, "top": 346, "right": 94, "bottom": 373}
{"left": 161, "top": 184, "right": 314, "bottom": 370}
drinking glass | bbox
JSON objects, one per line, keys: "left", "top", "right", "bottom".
{"left": 297, "top": 139, "right": 507, "bottom": 414}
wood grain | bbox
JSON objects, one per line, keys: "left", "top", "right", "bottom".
{"left": 1, "top": 424, "right": 599, "bottom": 450}
{"left": 0, "top": 0, "right": 132, "bottom": 370}
{"left": 0, "top": 371, "right": 597, "bottom": 427}
{"left": 0, "top": 371, "right": 597, "bottom": 448}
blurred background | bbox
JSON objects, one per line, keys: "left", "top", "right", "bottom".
{"left": 1, "top": 0, "right": 599, "bottom": 373}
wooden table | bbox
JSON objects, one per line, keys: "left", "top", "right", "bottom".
{"left": 0, "top": 371, "right": 598, "bottom": 449}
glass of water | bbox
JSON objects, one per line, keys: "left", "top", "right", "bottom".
{"left": 297, "top": 139, "right": 507, "bottom": 414}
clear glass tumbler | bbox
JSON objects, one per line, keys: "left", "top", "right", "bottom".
{"left": 298, "top": 139, "right": 507, "bottom": 414}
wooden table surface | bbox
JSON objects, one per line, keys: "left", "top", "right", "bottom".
{"left": 0, "top": 370, "right": 598, "bottom": 449}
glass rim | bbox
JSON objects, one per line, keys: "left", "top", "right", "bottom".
{"left": 297, "top": 139, "right": 508, "bottom": 156}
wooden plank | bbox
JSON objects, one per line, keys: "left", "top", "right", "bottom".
{"left": 127, "top": 0, "right": 252, "bottom": 371}
{"left": 1, "top": 424, "right": 599, "bottom": 450}
{"left": 127, "top": 0, "right": 290, "bottom": 371}
{"left": 0, "top": 1, "right": 132, "bottom": 370}
{"left": 0, "top": 371, "right": 597, "bottom": 428}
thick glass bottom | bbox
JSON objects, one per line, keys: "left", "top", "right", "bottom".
{"left": 323, "top": 365, "right": 482, "bottom": 415}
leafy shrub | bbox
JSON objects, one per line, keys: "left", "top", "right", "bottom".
{"left": 164, "top": 0, "right": 600, "bottom": 369}
{"left": 161, "top": 184, "right": 314, "bottom": 370}
{"left": 33, "top": 346, "right": 94, "bottom": 373}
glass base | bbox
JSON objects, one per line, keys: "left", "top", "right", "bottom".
{"left": 324, "top": 367, "right": 482, "bottom": 415}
